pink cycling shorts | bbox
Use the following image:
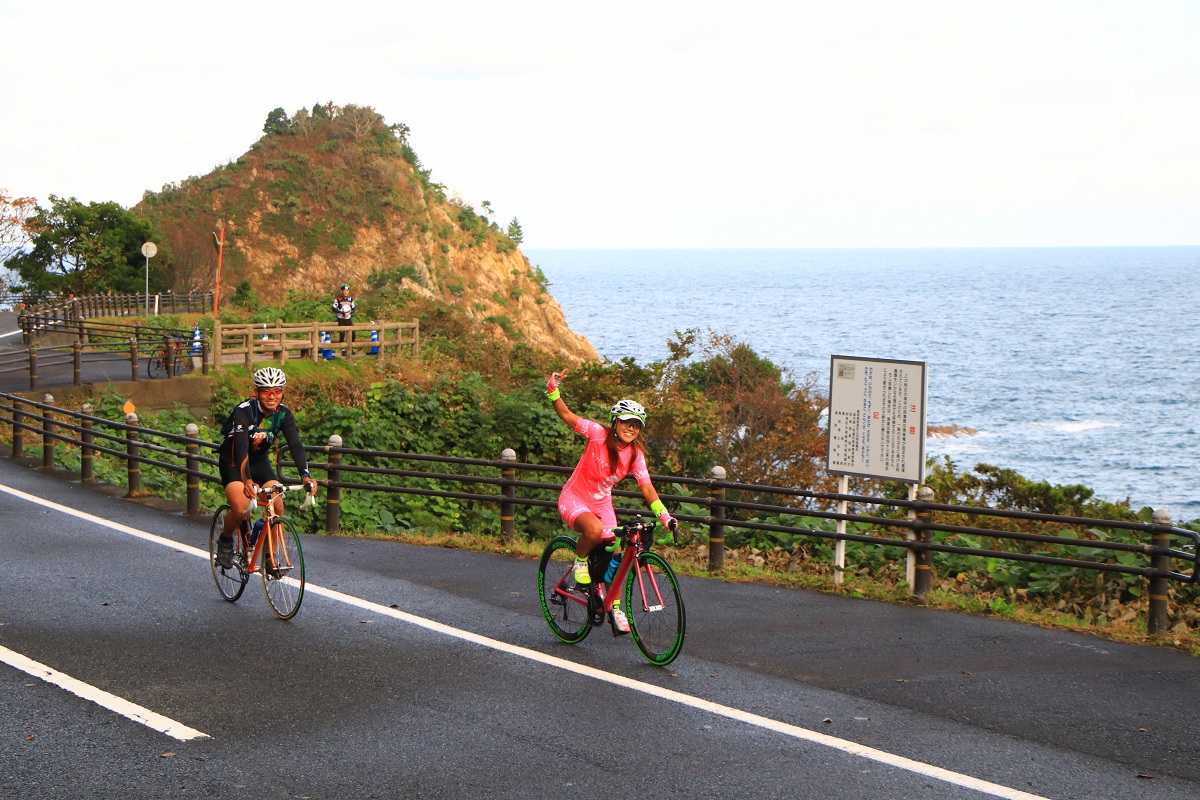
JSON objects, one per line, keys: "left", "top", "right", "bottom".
{"left": 558, "top": 489, "right": 617, "bottom": 540}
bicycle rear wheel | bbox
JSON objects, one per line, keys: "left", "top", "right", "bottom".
{"left": 209, "top": 505, "right": 247, "bottom": 601}
{"left": 625, "top": 552, "right": 685, "bottom": 666}
{"left": 146, "top": 355, "right": 164, "bottom": 379}
{"left": 261, "top": 516, "right": 305, "bottom": 620}
{"left": 538, "top": 536, "right": 592, "bottom": 644}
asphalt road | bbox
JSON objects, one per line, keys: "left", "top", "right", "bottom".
{"left": 2, "top": 456, "right": 1199, "bottom": 799}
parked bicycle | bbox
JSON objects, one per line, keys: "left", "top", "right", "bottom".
{"left": 209, "top": 483, "right": 311, "bottom": 619}
{"left": 538, "top": 517, "right": 686, "bottom": 666}
{"left": 147, "top": 336, "right": 186, "bottom": 378}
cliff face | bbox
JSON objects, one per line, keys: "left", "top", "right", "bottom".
{"left": 136, "top": 104, "right": 597, "bottom": 363}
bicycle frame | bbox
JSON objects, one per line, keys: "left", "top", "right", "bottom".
{"left": 148, "top": 339, "right": 184, "bottom": 376}
{"left": 210, "top": 480, "right": 313, "bottom": 620}
{"left": 243, "top": 483, "right": 311, "bottom": 573}
{"left": 551, "top": 520, "right": 664, "bottom": 616}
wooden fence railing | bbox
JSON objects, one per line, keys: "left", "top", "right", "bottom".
{"left": 212, "top": 320, "right": 419, "bottom": 366}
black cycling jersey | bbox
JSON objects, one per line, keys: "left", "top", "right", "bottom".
{"left": 217, "top": 398, "right": 310, "bottom": 485}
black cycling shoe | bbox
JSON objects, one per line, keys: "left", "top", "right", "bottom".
{"left": 215, "top": 537, "right": 234, "bottom": 569}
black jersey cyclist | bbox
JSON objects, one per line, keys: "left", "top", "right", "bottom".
{"left": 214, "top": 366, "right": 316, "bottom": 569}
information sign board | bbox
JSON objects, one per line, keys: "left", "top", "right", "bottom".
{"left": 826, "top": 355, "right": 927, "bottom": 484}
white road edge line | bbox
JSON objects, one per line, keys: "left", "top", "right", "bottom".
{"left": 0, "top": 644, "right": 209, "bottom": 741}
{"left": 0, "top": 482, "right": 1049, "bottom": 800}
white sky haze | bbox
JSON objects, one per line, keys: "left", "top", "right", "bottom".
{"left": 1, "top": 0, "right": 1196, "bottom": 248}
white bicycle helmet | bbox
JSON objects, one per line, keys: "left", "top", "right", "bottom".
{"left": 253, "top": 366, "right": 287, "bottom": 389}
{"left": 610, "top": 399, "right": 646, "bottom": 426}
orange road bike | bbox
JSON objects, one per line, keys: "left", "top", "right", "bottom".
{"left": 209, "top": 484, "right": 311, "bottom": 620}
{"left": 538, "top": 518, "right": 686, "bottom": 666}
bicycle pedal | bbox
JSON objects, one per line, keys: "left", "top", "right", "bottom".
{"left": 609, "top": 618, "right": 630, "bottom": 638}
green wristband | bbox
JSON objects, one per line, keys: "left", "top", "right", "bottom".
{"left": 650, "top": 500, "right": 666, "bottom": 516}
{"left": 547, "top": 387, "right": 561, "bottom": 401}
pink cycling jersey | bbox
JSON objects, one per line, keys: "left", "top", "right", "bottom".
{"left": 558, "top": 417, "right": 650, "bottom": 528}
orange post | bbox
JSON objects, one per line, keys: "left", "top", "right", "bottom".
{"left": 213, "top": 224, "right": 225, "bottom": 316}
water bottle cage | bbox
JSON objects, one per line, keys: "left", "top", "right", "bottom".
{"left": 603, "top": 548, "right": 623, "bottom": 583}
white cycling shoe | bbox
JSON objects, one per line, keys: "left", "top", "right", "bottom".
{"left": 610, "top": 607, "right": 630, "bottom": 636}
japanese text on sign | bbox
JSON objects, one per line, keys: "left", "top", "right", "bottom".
{"left": 827, "top": 356, "right": 927, "bottom": 484}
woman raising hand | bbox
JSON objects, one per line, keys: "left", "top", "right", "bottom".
{"left": 546, "top": 371, "right": 677, "bottom": 635}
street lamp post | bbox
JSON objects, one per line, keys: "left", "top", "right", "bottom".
{"left": 141, "top": 241, "right": 158, "bottom": 316}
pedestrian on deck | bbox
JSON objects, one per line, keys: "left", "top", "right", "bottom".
{"left": 332, "top": 283, "right": 355, "bottom": 355}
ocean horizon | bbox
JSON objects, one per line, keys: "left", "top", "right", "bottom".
{"left": 529, "top": 246, "right": 1200, "bottom": 523}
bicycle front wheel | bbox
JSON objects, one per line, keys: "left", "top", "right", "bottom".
{"left": 261, "top": 516, "right": 305, "bottom": 620}
{"left": 625, "top": 552, "right": 685, "bottom": 666}
{"left": 538, "top": 536, "right": 591, "bottom": 644}
{"left": 209, "top": 505, "right": 247, "bottom": 601}
{"left": 146, "top": 356, "right": 164, "bottom": 379}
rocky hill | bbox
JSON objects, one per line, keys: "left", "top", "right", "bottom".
{"left": 135, "top": 103, "right": 597, "bottom": 363}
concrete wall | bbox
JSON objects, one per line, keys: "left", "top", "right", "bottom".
{"left": 19, "top": 375, "right": 213, "bottom": 416}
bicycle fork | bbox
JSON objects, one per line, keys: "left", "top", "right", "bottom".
{"left": 632, "top": 560, "right": 666, "bottom": 613}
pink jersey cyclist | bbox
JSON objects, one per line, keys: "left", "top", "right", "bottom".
{"left": 558, "top": 417, "right": 651, "bottom": 532}
{"left": 545, "top": 370, "right": 678, "bottom": 636}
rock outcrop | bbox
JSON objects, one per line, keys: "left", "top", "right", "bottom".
{"left": 136, "top": 104, "right": 597, "bottom": 363}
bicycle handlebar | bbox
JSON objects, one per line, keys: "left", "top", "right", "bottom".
{"left": 615, "top": 515, "right": 681, "bottom": 549}
{"left": 247, "top": 483, "right": 314, "bottom": 512}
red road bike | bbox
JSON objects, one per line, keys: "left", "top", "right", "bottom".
{"left": 538, "top": 518, "right": 686, "bottom": 666}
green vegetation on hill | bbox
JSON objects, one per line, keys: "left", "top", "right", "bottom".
{"left": 134, "top": 103, "right": 524, "bottom": 300}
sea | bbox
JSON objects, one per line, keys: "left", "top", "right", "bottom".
{"left": 527, "top": 247, "right": 1200, "bottom": 524}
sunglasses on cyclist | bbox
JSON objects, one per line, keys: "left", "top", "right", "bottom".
{"left": 257, "top": 388, "right": 284, "bottom": 397}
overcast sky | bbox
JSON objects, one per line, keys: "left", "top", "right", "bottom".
{"left": 2, "top": 1, "right": 1196, "bottom": 249}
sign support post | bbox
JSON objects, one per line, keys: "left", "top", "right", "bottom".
{"left": 827, "top": 355, "right": 929, "bottom": 592}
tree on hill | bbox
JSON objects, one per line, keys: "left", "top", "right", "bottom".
{"left": 8, "top": 196, "right": 160, "bottom": 295}
{"left": 506, "top": 218, "right": 524, "bottom": 245}
{"left": 1, "top": 189, "right": 39, "bottom": 276}
{"left": 263, "top": 107, "right": 290, "bottom": 136}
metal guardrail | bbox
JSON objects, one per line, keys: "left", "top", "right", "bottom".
{"left": 0, "top": 320, "right": 208, "bottom": 389}
{"left": 1, "top": 390, "right": 1197, "bottom": 635}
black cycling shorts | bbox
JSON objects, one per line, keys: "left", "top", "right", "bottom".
{"left": 219, "top": 457, "right": 277, "bottom": 488}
